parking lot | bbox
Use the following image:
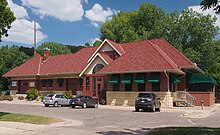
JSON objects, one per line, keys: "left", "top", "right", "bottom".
{"left": 0, "top": 102, "right": 220, "bottom": 135}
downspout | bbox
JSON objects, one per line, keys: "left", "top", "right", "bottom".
{"left": 164, "top": 71, "right": 169, "bottom": 92}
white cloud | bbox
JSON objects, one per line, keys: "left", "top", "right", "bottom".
{"left": 91, "top": 22, "right": 99, "bottom": 28}
{"left": 21, "top": 0, "right": 84, "bottom": 22}
{"left": 188, "top": 5, "right": 220, "bottom": 27}
{"left": 85, "top": 3, "right": 119, "bottom": 28}
{"left": 3, "top": 19, "right": 47, "bottom": 44}
{"left": 3, "top": 1, "right": 47, "bottom": 44}
{"left": 7, "top": 0, "right": 28, "bottom": 19}
{"left": 90, "top": 37, "right": 101, "bottom": 44}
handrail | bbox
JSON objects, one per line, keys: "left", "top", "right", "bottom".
{"left": 173, "top": 91, "right": 196, "bottom": 107}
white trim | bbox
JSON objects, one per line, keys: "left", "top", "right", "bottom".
{"left": 79, "top": 53, "right": 109, "bottom": 77}
{"left": 37, "top": 57, "right": 41, "bottom": 75}
{"left": 87, "top": 39, "right": 122, "bottom": 63}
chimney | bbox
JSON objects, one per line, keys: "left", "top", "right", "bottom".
{"left": 43, "top": 47, "right": 50, "bottom": 60}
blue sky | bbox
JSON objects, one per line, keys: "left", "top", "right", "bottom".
{"left": 0, "top": 0, "right": 219, "bottom": 47}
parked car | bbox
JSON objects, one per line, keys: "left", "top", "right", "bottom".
{"left": 43, "top": 94, "right": 70, "bottom": 107}
{"left": 135, "top": 92, "right": 161, "bottom": 112}
{"left": 69, "top": 96, "right": 98, "bottom": 109}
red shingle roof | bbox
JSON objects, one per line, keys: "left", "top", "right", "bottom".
{"left": 99, "top": 52, "right": 113, "bottom": 64}
{"left": 4, "top": 54, "right": 42, "bottom": 76}
{"left": 98, "top": 40, "right": 184, "bottom": 74}
{"left": 150, "top": 38, "right": 194, "bottom": 67}
{"left": 107, "top": 39, "right": 125, "bottom": 55}
{"left": 4, "top": 38, "right": 196, "bottom": 77}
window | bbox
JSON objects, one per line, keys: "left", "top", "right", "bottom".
{"left": 113, "top": 84, "right": 119, "bottom": 91}
{"left": 29, "top": 82, "right": 35, "bottom": 87}
{"left": 57, "top": 78, "right": 64, "bottom": 88}
{"left": 138, "top": 83, "right": 145, "bottom": 91}
{"left": 125, "top": 84, "right": 132, "bottom": 91}
{"left": 48, "top": 80, "right": 53, "bottom": 87}
{"left": 152, "top": 83, "right": 160, "bottom": 91}
{"left": 86, "top": 77, "right": 90, "bottom": 90}
{"left": 92, "top": 64, "right": 104, "bottom": 74}
{"left": 11, "top": 81, "right": 17, "bottom": 87}
{"left": 187, "top": 84, "right": 212, "bottom": 92}
{"left": 41, "top": 80, "right": 47, "bottom": 87}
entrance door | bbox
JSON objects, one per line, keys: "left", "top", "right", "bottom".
{"left": 95, "top": 76, "right": 103, "bottom": 97}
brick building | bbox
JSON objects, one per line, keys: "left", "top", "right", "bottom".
{"left": 3, "top": 39, "right": 216, "bottom": 106}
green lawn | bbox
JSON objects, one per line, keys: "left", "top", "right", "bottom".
{"left": 147, "top": 127, "right": 220, "bottom": 135}
{"left": 0, "top": 112, "right": 63, "bottom": 125}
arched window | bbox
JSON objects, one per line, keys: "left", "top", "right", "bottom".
{"left": 92, "top": 64, "right": 104, "bottom": 74}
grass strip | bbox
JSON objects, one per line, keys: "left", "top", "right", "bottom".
{"left": 148, "top": 127, "right": 220, "bottom": 135}
{"left": 0, "top": 112, "right": 63, "bottom": 125}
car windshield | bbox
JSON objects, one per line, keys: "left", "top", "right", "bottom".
{"left": 75, "top": 96, "right": 84, "bottom": 99}
{"left": 46, "top": 94, "right": 54, "bottom": 97}
{"left": 138, "top": 93, "right": 151, "bottom": 98}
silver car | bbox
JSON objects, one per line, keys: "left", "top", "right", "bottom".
{"left": 43, "top": 94, "right": 70, "bottom": 107}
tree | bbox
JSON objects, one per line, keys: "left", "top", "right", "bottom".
{"left": 36, "top": 42, "right": 71, "bottom": 56}
{"left": 19, "top": 46, "right": 34, "bottom": 57}
{"left": 93, "top": 40, "right": 102, "bottom": 47}
{"left": 0, "top": 45, "right": 29, "bottom": 91}
{"left": 100, "top": 3, "right": 219, "bottom": 63}
{"left": 0, "top": 0, "right": 16, "bottom": 41}
{"left": 66, "top": 45, "right": 85, "bottom": 53}
{"left": 84, "top": 42, "right": 90, "bottom": 47}
{"left": 201, "top": 0, "right": 220, "bottom": 14}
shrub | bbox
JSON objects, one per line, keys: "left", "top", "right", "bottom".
{"left": 26, "top": 89, "right": 39, "bottom": 101}
{"left": 0, "top": 95, "right": 13, "bottom": 101}
{"left": 18, "top": 96, "right": 24, "bottom": 100}
{"left": 63, "top": 91, "right": 73, "bottom": 99}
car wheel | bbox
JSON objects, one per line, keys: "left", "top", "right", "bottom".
{"left": 45, "top": 104, "right": 49, "bottom": 107}
{"left": 135, "top": 107, "right": 139, "bottom": 112}
{"left": 157, "top": 105, "right": 161, "bottom": 112}
{"left": 94, "top": 103, "right": 98, "bottom": 108}
{"left": 53, "top": 101, "right": 58, "bottom": 107}
{"left": 152, "top": 104, "right": 156, "bottom": 112}
{"left": 82, "top": 102, "right": 87, "bottom": 109}
{"left": 71, "top": 105, "right": 75, "bottom": 108}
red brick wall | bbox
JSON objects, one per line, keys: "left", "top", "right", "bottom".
{"left": 178, "top": 76, "right": 186, "bottom": 91}
{"left": 160, "top": 72, "right": 168, "bottom": 92}
{"left": 189, "top": 92, "right": 215, "bottom": 106}
{"left": 146, "top": 73, "right": 152, "bottom": 91}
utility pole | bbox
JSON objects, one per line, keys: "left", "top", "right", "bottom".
{"left": 33, "top": 20, "right": 37, "bottom": 55}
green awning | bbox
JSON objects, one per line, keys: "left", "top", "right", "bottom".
{"left": 148, "top": 73, "right": 160, "bottom": 83}
{"left": 134, "top": 74, "right": 146, "bottom": 83}
{"left": 171, "top": 75, "right": 180, "bottom": 84}
{"left": 121, "top": 74, "right": 132, "bottom": 84}
{"left": 188, "top": 74, "right": 217, "bottom": 84}
{"left": 109, "top": 74, "right": 120, "bottom": 84}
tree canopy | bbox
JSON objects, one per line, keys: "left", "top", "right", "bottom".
{"left": 0, "top": 45, "right": 29, "bottom": 91}
{"left": 201, "top": 0, "right": 220, "bottom": 14}
{"left": 36, "top": 42, "right": 71, "bottom": 56}
{"left": 0, "top": 0, "right": 16, "bottom": 41}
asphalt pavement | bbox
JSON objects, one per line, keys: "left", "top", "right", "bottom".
{"left": 0, "top": 101, "right": 219, "bottom": 135}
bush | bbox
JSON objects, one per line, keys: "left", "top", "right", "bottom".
{"left": 18, "top": 96, "right": 24, "bottom": 100}
{"left": 63, "top": 91, "right": 73, "bottom": 99}
{"left": 0, "top": 95, "right": 13, "bottom": 101}
{"left": 26, "top": 89, "right": 39, "bottom": 101}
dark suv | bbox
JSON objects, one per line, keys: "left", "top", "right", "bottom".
{"left": 135, "top": 92, "right": 161, "bottom": 112}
